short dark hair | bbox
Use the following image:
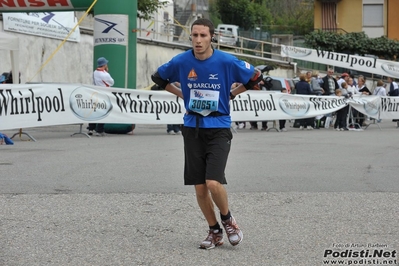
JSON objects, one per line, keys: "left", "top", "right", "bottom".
{"left": 191, "top": 18, "right": 215, "bottom": 36}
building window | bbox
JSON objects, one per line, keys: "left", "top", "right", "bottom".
{"left": 363, "top": 4, "right": 383, "bottom": 27}
{"left": 322, "top": 2, "right": 337, "bottom": 30}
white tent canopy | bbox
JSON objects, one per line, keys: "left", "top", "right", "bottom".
{"left": 0, "top": 32, "right": 20, "bottom": 84}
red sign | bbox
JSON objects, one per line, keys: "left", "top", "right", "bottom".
{"left": 0, "top": 0, "right": 72, "bottom": 10}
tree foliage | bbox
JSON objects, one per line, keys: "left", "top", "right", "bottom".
{"left": 89, "top": 0, "right": 167, "bottom": 20}
{"left": 137, "top": 0, "right": 168, "bottom": 20}
{"left": 212, "top": 0, "right": 313, "bottom": 33}
{"left": 208, "top": 0, "right": 223, "bottom": 28}
{"left": 304, "top": 30, "right": 399, "bottom": 61}
{"left": 214, "top": 0, "right": 272, "bottom": 30}
{"left": 265, "top": 0, "right": 313, "bottom": 35}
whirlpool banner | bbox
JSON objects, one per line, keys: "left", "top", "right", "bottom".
{"left": 1, "top": 84, "right": 399, "bottom": 130}
{"left": 281, "top": 45, "right": 399, "bottom": 79}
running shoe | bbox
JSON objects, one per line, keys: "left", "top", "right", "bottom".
{"left": 222, "top": 216, "right": 243, "bottom": 246}
{"left": 199, "top": 229, "right": 224, "bottom": 250}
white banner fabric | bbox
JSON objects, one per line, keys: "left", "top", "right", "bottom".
{"left": 3, "top": 12, "right": 80, "bottom": 42}
{"left": 1, "top": 84, "right": 399, "bottom": 131}
{"left": 281, "top": 45, "right": 399, "bottom": 79}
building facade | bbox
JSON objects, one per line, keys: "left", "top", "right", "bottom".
{"left": 314, "top": 0, "right": 399, "bottom": 40}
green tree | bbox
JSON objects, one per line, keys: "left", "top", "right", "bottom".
{"left": 208, "top": 0, "right": 223, "bottom": 27}
{"left": 137, "top": 0, "right": 168, "bottom": 20}
{"left": 89, "top": 0, "right": 167, "bottom": 20}
{"left": 212, "top": 0, "right": 312, "bottom": 33}
{"left": 215, "top": 0, "right": 272, "bottom": 30}
{"left": 264, "top": 0, "right": 314, "bottom": 34}
{"left": 216, "top": 0, "right": 249, "bottom": 27}
{"left": 304, "top": 30, "right": 399, "bottom": 61}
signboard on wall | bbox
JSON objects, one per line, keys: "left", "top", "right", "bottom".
{"left": 3, "top": 12, "right": 80, "bottom": 42}
{"left": 93, "top": 14, "right": 128, "bottom": 46}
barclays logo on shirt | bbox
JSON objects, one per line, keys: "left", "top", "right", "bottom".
{"left": 191, "top": 83, "right": 221, "bottom": 90}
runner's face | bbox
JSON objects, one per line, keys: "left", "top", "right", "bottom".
{"left": 191, "top": 25, "right": 212, "bottom": 56}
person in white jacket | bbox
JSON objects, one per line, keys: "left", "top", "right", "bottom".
{"left": 347, "top": 77, "right": 358, "bottom": 95}
{"left": 87, "top": 57, "right": 114, "bottom": 136}
{"left": 347, "top": 77, "right": 359, "bottom": 128}
{"left": 373, "top": 80, "right": 387, "bottom": 96}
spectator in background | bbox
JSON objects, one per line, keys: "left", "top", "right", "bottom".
{"left": 346, "top": 77, "right": 358, "bottom": 129}
{"left": 333, "top": 89, "right": 343, "bottom": 131}
{"left": 321, "top": 69, "right": 338, "bottom": 128}
{"left": 0, "top": 132, "right": 14, "bottom": 145}
{"left": 250, "top": 121, "right": 268, "bottom": 131}
{"left": 337, "top": 73, "right": 349, "bottom": 89}
{"left": 235, "top": 121, "right": 246, "bottom": 129}
{"left": 347, "top": 77, "right": 358, "bottom": 95}
{"left": 372, "top": 80, "right": 387, "bottom": 124}
{"left": 313, "top": 70, "right": 324, "bottom": 85}
{"left": 310, "top": 71, "right": 324, "bottom": 95}
{"left": 334, "top": 82, "right": 349, "bottom": 131}
{"left": 305, "top": 71, "right": 312, "bottom": 83}
{"left": 311, "top": 72, "right": 324, "bottom": 129}
{"left": 387, "top": 77, "right": 399, "bottom": 96}
{"left": 350, "top": 73, "right": 357, "bottom": 87}
{"left": 87, "top": 57, "right": 114, "bottom": 136}
{"left": 322, "top": 68, "right": 339, "bottom": 95}
{"left": 355, "top": 76, "right": 370, "bottom": 128}
{"left": 167, "top": 81, "right": 182, "bottom": 135}
{"left": 167, "top": 124, "right": 181, "bottom": 135}
{"left": 0, "top": 74, "right": 6, "bottom": 84}
{"left": 279, "top": 88, "right": 288, "bottom": 132}
{"left": 295, "top": 73, "right": 314, "bottom": 130}
{"left": 3, "top": 71, "right": 20, "bottom": 84}
{"left": 387, "top": 77, "right": 399, "bottom": 123}
{"left": 249, "top": 79, "right": 268, "bottom": 130}
{"left": 357, "top": 76, "right": 371, "bottom": 95}
{"left": 373, "top": 80, "right": 387, "bottom": 96}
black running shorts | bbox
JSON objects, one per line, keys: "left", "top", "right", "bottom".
{"left": 182, "top": 126, "right": 233, "bottom": 185}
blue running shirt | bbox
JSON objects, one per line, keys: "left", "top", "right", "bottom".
{"left": 157, "top": 49, "right": 254, "bottom": 128}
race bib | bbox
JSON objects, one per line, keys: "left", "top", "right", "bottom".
{"left": 189, "top": 89, "right": 219, "bottom": 116}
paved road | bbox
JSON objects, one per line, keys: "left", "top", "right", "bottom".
{"left": 1, "top": 121, "right": 398, "bottom": 266}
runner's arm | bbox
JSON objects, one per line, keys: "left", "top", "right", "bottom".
{"left": 243, "top": 69, "right": 263, "bottom": 90}
{"left": 151, "top": 71, "right": 183, "bottom": 99}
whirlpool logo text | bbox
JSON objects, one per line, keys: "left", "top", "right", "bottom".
{"left": 69, "top": 87, "right": 113, "bottom": 121}
{"left": 279, "top": 96, "right": 310, "bottom": 117}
